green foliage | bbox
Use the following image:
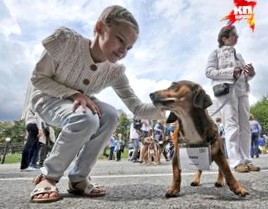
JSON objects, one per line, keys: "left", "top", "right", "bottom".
{"left": 115, "top": 113, "right": 131, "bottom": 141}
{"left": 250, "top": 97, "right": 268, "bottom": 133}
{"left": 0, "top": 120, "right": 25, "bottom": 143}
{"left": 2, "top": 152, "right": 22, "bottom": 164}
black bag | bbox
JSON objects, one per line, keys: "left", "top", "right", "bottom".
{"left": 213, "top": 83, "right": 230, "bottom": 97}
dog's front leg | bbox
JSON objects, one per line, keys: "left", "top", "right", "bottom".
{"left": 191, "top": 170, "right": 202, "bottom": 186}
{"left": 214, "top": 169, "right": 225, "bottom": 187}
{"left": 165, "top": 143, "right": 181, "bottom": 198}
{"left": 212, "top": 142, "right": 249, "bottom": 197}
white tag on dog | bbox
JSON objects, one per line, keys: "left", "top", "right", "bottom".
{"left": 149, "top": 149, "right": 155, "bottom": 154}
{"left": 179, "top": 145, "right": 211, "bottom": 170}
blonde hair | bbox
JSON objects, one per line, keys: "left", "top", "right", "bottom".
{"left": 97, "top": 5, "right": 139, "bottom": 33}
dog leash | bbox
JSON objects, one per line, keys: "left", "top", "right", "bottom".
{"left": 209, "top": 77, "right": 240, "bottom": 117}
{"left": 209, "top": 92, "right": 232, "bottom": 117}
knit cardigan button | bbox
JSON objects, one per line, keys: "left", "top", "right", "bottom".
{"left": 83, "top": 79, "right": 90, "bottom": 85}
{"left": 90, "top": 64, "right": 97, "bottom": 71}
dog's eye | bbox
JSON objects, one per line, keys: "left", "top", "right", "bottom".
{"left": 170, "top": 82, "right": 178, "bottom": 88}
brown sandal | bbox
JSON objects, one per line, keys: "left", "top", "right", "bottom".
{"left": 30, "top": 174, "right": 61, "bottom": 203}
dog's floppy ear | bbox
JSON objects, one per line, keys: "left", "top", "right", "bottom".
{"left": 166, "top": 112, "right": 178, "bottom": 123}
{"left": 193, "top": 85, "right": 212, "bottom": 109}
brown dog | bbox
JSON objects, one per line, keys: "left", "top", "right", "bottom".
{"left": 150, "top": 80, "right": 249, "bottom": 197}
{"left": 145, "top": 136, "right": 159, "bottom": 165}
{"left": 139, "top": 136, "right": 159, "bottom": 165}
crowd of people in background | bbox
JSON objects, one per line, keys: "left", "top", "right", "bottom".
{"left": 127, "top": 118, "right": 176, "bottom": 164}
{"left": 102, "top": 114, "right": 268, "bottom": 169}
{"left": 101, "top": 118, "right": 178, "bottom": 165}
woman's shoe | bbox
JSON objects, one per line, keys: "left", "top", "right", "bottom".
{"left": 247, "top": 164, "right": 260, "bottom": 172}
{"left": 234, "top": 164, "right": 249, "bottom": 173}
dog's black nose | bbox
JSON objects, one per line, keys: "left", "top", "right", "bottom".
{"left": 149, "top": 93, "right": 155, "bottom": 100}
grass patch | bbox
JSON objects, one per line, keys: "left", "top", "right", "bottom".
{"left": 99, "top": 148, "right": 129, "bottom": 160}
{"left": 1, "top": 148, "right": 130, "bottom": 164}
{"left": 1, "top": 153, "right": 22, "bottom": 164}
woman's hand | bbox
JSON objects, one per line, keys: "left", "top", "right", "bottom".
{"left": 233, "top": 67, "right": 242, "bottom": 79}
{"left": 70, "top": 93, "right": 101, "bottom": 116}
{"left": 244, "top": 63, "right": 255, "bottom": 77}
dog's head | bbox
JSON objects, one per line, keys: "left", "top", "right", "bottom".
{"left": 144, "top": 136, "right": 154, "bottom": 144}
{"left": 150, "top": 80, "right": 212, "bottom": 118}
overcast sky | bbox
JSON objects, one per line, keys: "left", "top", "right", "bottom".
{"left": 0, "top": 0, "right": 267, "bottom": 121}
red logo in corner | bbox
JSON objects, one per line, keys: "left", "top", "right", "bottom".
{"left": 221, "top": 0, "right": 257, "bottom": 32}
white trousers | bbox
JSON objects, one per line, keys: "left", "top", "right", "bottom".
{"left": 35, "top": 97, "right": 118, "bottom": 182}
{"left": 217, "top": 88, "right": 251, "bottom": 168}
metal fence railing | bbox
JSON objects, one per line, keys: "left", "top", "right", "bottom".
{"left": 0, "top": 142, "right": 24, "bottom": 164}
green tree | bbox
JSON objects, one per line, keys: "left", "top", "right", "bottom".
{"left": 250, "top": 97, "right": 268, "bottom": 133}
{"left": 0, "top": 121, "right": 12, "bottom": 142}
{"left": 115, "top": 113, "right": 131, "bottom": 141}
{"left": 0, "top": 120, "right": 25, "bottom": 143}
{"left": 9, "top": 120, "right": 25, "bottom": 142}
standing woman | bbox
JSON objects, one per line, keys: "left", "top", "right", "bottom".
{"left": 205, "top": 25, "right": 260, "bottom": 173}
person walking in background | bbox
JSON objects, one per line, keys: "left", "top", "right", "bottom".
{"left": 38, "top": 123, "right": 55, "bottom": 167}
{"left": 140, "top": 119, "right": 152, "bottom": 138}
{"left": 154, "top": 120, "right": 169, "bottom": 161}
{"left": 108, "top": 136, "right": 116, "bottom": 160}
{"left": 129, "top": 118, "right": 141, "bottom": 163}
{"left": 28, "top": 138, "right": 41, "bottom": 169}
{"left": 258, "top": 134, "right": 267, "bottom": 154}
{"left": 138, "top": 120, "right": 152, "bottom": 163}
{"left": 249, "top": 114, "right": 262, "bottom": 158}
{"left": 26, "top": 5, "right": 164, "bottom": 203}
{"left": 114, "top": 133, "right": 124, "bottom": 161}
{"left": 153, "top": 120, "right": 165, "bottom": 142}
{"left": 205, "top": 25, "right": 260, "bottom": 173}
{"left": 20, "top": 108, "right": 41, "bottom": 171}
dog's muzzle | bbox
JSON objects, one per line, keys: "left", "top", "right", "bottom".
{"left": 150, "top": 92, "right": 175, "bottom": 107}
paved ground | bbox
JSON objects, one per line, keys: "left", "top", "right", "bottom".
{"left": 0, "top": 155, "right": 268, "bottom": 209}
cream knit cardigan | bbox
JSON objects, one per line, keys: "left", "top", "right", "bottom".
{"left": 205, "top": 46, "right": 254, "bottom": 89}
{"left": 28, "top": 27, "right": 163, "bottom": 119}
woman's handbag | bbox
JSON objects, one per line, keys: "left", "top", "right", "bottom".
{"left": 213, "top": 83, "right": 230, "bottom": 97}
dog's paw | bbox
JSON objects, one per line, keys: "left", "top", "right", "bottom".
{"left": 234, "top": 187, "right": 249, "bottom": 197}
{"left": 165, "top": 188, "right": 180, "bottom": 198}
{"left": 214, "top": 181, "right": 224, "bottom": 187}
{"left": 190, "top": 181, "right": 201, "bottom": 187}
{"left": 228, "top": 183, "right": 249, "bottom": 197}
